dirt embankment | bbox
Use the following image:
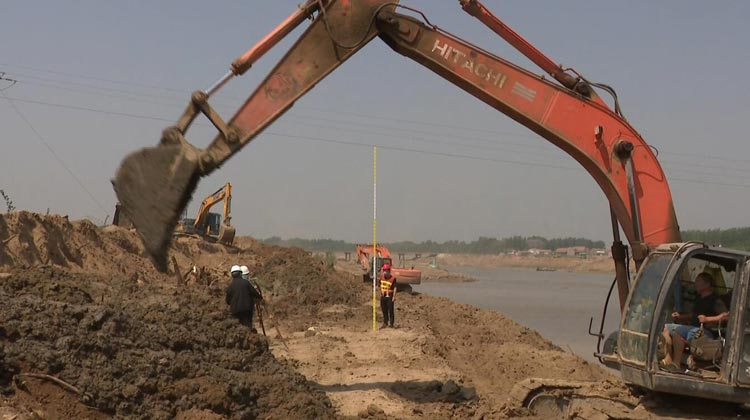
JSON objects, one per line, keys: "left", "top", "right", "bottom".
{"left": 0, "top": 211, "right": 362, "bottom": 419}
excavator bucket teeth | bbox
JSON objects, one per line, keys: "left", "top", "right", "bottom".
{"left": 112, "top": 144, "right": 200, "bottom": 271}
{"left": 218, "top": 224, "right": 236, "bottom": 245}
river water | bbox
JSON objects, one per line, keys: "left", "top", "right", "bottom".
{"left": 414, "top": 266, "right": 623, "bottom": 363}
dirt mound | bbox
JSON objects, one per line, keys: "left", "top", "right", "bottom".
{"left": 0, "top": 266, "right": 335, "bottom": 419}
{"left": 0, "top": 211, "right": 363, "bottom": 314}
{"left": 0, "top": 212, "right": 369, "bottom": 418}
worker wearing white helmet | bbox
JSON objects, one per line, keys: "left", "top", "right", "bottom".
{"left": 225, "top": 264, "right": 262, "bottom": 332}
{"left": 240, "top": 265, "right": 250, "bottom": 281}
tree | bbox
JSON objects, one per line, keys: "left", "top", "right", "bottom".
{"left": 0, "top": 189, "right": 14, "bottom": 213}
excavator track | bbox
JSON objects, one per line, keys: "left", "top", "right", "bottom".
{"left": 505, "top": 378, "right": 642, "bottom": 419}
{"left": 505, "top": 378, "right": 747, "bottom": 419}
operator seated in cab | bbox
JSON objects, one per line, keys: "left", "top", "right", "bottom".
{"left": 661, "top": 272, "right": 729, "bottom": 372}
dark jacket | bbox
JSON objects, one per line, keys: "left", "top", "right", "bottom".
{"left": 225, "top": 275, "right": 261, "bottom": 315}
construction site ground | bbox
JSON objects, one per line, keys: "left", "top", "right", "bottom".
{"left": 0, "top": 212, "right": 745, "bottom": 419}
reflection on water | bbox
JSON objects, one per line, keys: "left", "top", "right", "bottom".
{"left": 414, "top": 266, "right": 622, "bottom": 363}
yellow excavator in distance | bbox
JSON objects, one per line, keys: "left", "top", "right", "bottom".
{"left": 175, "top": 182, "right": 236, "bottom": 245}
{"left": 115, "top": 183, "right": 236, "bottom": 246}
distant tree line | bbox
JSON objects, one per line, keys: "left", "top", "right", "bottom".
{"left": 261, "top": 235, "right": 606, "bottom": 254}
{"left": 681, "top": 227, "right": 750, "bottom": 251}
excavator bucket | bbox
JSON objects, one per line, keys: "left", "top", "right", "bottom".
{"left": 217, "top": 224, "right": 236, "bottom": 245}
{"left": 112, "top": 144, "right": 200, "bottom": 271}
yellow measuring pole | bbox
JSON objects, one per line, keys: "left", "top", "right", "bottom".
{"left": 372, "top": 146, "right": 377, "bottom": 332}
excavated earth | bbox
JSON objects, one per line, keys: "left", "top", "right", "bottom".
{"left": 0, "top": 211, "right": 745, "bottom": 419}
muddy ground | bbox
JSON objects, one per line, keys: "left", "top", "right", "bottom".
{"left": 0, "top": 212, "right": 746, "bottom": 419}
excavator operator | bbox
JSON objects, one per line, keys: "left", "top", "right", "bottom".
{"left": 661, "top": 272, "right": 729, "bottom": 371}
{"left": 380, "top": 263, "right": 397, "bottom": 328}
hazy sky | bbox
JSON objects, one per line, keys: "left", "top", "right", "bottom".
{"left": 1, "top": 1, "right": 749, "bottom": 244}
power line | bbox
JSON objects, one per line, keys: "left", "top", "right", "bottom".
{"left": 0, "top": 73, "right": 17, "bottom": 91}
{"left": 282, "top": 116, "right": 559, "bottom": 158}
{"left": 7, "top": 70, "right": 552, "bottom": 153}
{"left": 0, "top": 63, "right": 187, "bottom": 94}
{"left": 13, "top": 77, "right": 750, "bottom": 175}
{"left": 0, "top": 92, "right": 110, "bottom": 216}
{"left": 5, "top": 93, "right": 750, "bottom": 189}
{"left": 9, "top": 72, "right": 186, "bottom": 102}
{"left": 12, "top": 77, "right": 185, "bottom": 108}
{"left": 2, "top": 96, "right": 175, "bottom": 122}
{"left": 7, "top": 77, "right": 561, "bottom": 157}
{"left": 265, "top": 132, "right": 580, "bottom": 171}
{"left": 8, "top": 63, "right": 750, "bottom": 166}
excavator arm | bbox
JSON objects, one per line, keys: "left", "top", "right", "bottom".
{"left": 113, "top": 0, "right": 680, "bottom": 293}
{"left": 192, "top": 182, "right": 232, "bottom": 231}
{"left": 374, "top": 10, "right": 680, "bottom": 248}
{"left": 114, "top": 0, "right": 394, "bottom": 269}
{"left": 180, "top": 182, "right": 235, "bottom": 245}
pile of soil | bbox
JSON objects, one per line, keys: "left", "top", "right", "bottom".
{"left": 0, "top": 266, "right": 335, "bottom": 419}
{"left": 0, "top": 212, "right": 367, "bottom": 419}
{"left": 0, "top": 211, "right": 363, "bottom": 317}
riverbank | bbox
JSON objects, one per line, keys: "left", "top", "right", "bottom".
{"left": 435, "top": 253, "right": 617, "bottom": 273}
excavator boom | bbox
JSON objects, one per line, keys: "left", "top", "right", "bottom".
{"left": 113, "top": 0, "right": 678, "bottom": 277}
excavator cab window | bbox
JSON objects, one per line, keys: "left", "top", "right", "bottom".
{"left": 737, "top": 260, "right": 750, "bottom": 385}
{"left": 620, "top": 252, "right": 673, "bottom": 365}
{"left": 205, "top": 212, "right": 222, "bottom": 236}
{"left": 657, "top": 252, "right": 739, "bottom": 376}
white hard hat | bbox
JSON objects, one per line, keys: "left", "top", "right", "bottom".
{"left": 230, "top": 265, "right": 241, "bottom": 273}
{"left": 240, "top": 265, "right": 250, "bottom": 276}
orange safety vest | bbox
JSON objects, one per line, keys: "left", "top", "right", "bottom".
{"left": 380, "top": 275, "right": 396, "bottom": 296}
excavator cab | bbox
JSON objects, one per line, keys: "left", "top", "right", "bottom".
{"left": 174, "top": 183, "right": 236, "bottom": 246}
{"left": 612, "top": 242, "right": 750, "bottom": 404}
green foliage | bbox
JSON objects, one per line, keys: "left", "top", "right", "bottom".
{"left": 261, "top": 235, "right": 605, "bottom": 254}
{"left": 681, "top": 227, "right": 750, "bottom": 251}
{"left": 0, "top": 189, "right": 14, "bottom": 213}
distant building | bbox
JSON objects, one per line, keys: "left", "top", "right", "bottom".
{"left": 554, "top": 246, "right": 588, "bottom": 257}
{"left": 529, "top": 248, "right": 552, "bottom": 256}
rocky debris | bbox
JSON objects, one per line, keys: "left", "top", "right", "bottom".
{"left": 357, "top": 404, "right": 388, "bottom": 419}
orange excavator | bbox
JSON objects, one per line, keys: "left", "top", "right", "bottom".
{"left": 112, "top": 0, "right": 750, "bottom": 412}
{"left": 355, "top": 244, "right": 421, "bottom": 287}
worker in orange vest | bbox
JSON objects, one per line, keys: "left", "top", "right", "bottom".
{"left": 380, "top": 263, "right": 397, "bottom": 328}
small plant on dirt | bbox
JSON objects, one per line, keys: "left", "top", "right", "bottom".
{"left": 0, "top": 190, "right": 14, "bottom": 213}
{"left": 313, "top": 252, "right": 337, "bottom": 269}
{"left": 324, "top": 252, "right": 336, "bottom": 269}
